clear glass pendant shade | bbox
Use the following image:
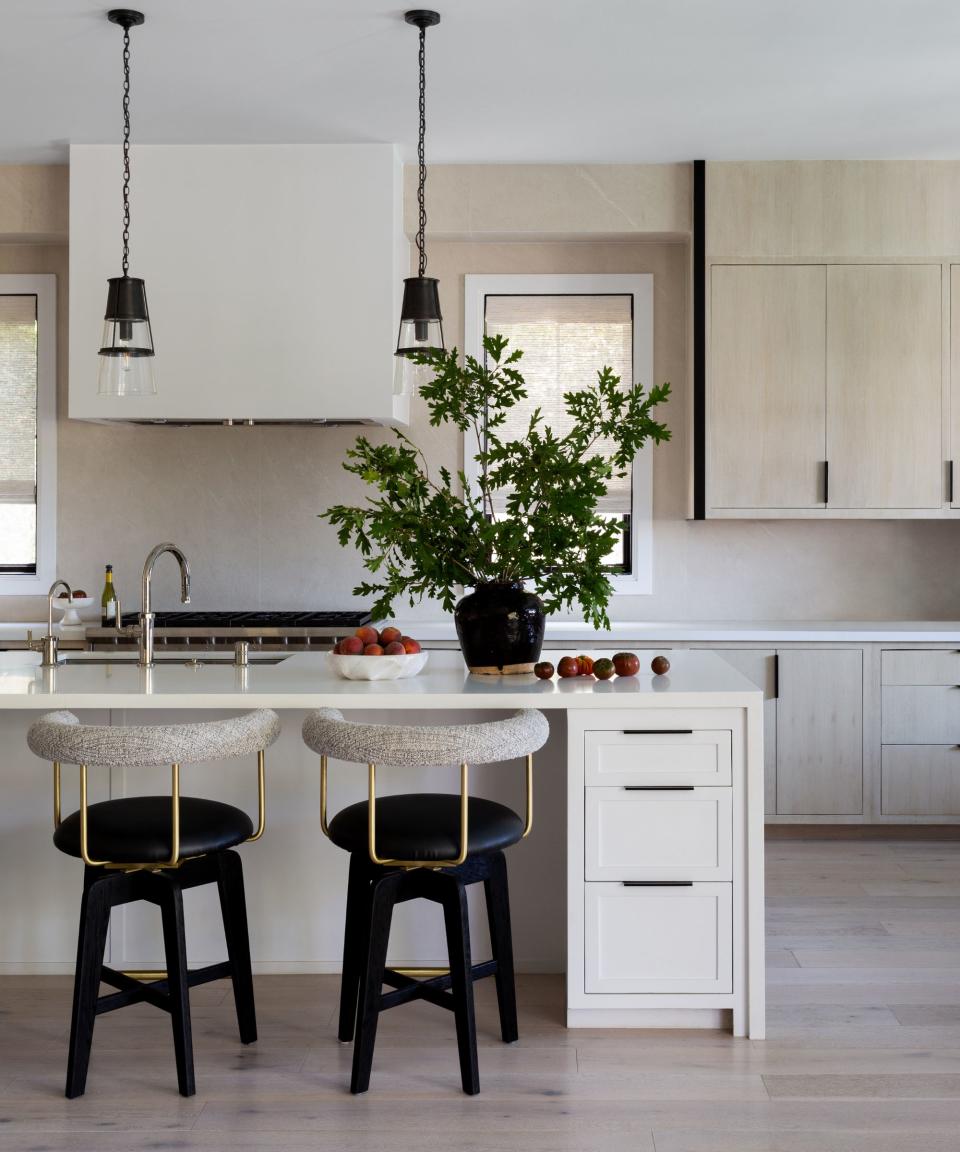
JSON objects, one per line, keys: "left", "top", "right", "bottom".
{"left": 98, "top": 319, "right": 157, "bottom": 396}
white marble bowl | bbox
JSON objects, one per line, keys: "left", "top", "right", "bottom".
{"left": 328, "top": 651, "right": 429, "bottom": 681}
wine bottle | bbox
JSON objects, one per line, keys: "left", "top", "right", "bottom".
{"left": 101, "top": 564, "right": 118, "bottom": 627}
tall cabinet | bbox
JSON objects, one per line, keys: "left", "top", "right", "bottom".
{"left": 702, "top": 162, "right": 957, "bottom": 519}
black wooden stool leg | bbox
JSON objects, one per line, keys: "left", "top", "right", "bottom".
{"left": 338, "top": 853, "right": 372, "bottom": 1043}
{"left": 441, "top": 875, "right": 480, "bottom": 1095}
{"left": 216, "top": 850, "right": 257, "bottom": 1045}
{"left": 65, "top": 872, "right": 114, "bottom": 1098}
{"left": 484, "top": 850, "right": 519, "bottom": 1044}
{"left": 159, "top": 879, "right": 196, "bottom": 1097}
{"left": 351, "top": 871, "right": 400, "bottom": 1095}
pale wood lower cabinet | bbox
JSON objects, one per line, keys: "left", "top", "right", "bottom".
{"left": 882, "top": 746, "right": 960, "bottom": 816}
{"left": 713, "top": 650, "right": 777, "bottom": 814}
{"left": 775, "top": 649, "right": 864, "bottom": 816}
{"left": 567, "top": 707, "right": 764, "bottom": 1037}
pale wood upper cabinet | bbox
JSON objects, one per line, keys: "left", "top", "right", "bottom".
{"left": 710, "top": 265, "right": 826, "bottom": 509}
{"left": 950, "top": 266, "right": 960, "bottom": 508}
{"left": 706, "top": 261, "right": 944, "bottom": 517}
{"left": 825, "top": 265, "right": 942, "bottom": 510}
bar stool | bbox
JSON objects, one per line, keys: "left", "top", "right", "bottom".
{"left": 27, "top": 708, "right": 280, "bottom": 1099}
{"left": 302, "top": 707, "right": 549, "bottom": 1095}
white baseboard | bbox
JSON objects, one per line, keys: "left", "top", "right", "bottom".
{"left": 566, "top": 1008, "right": 732, "bottom": 1029}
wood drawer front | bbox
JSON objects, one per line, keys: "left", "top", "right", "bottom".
{"left": 585, "top": 788, "right": 732, "bottom": 881}
{"left": 585, "top": 883, "right": 733, "bottom": 994}
{"left": 882, "top": 650, "right": 960, "bottom": 686}
{"left": 584, "top": 729, "right": 732, "bottom": 787}
{"left": 882, "top": 686, "right": 960, "bottom": 744}
{"left": 882, "top": 746, "right": 960, "bottom": 816}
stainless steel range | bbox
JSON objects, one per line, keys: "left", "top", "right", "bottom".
{"left": 86, "top": 610, "right": 372, "bottom": 652}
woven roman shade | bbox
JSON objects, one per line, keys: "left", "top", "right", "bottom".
{"left": 483, "top": 294, "right": 633, "bottom": 514}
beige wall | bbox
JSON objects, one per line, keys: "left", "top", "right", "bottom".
{"left": 3, "top": 163, "right": 960, "bottom": 622}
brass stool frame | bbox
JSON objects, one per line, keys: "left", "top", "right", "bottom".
{"left": 52, "top": 750, "right": 267, "bottom": 872}
{"left": 319, "top": 752, "right": 534, "bottom": 870}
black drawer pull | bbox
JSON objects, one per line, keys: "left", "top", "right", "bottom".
{"left": 622, "top": 729, "right": 694, "bottom": 736}
{"left": 622, "top": 881, "right": 694, "bottom": 887}
{"left": 623, "top": 785, "right": 695, "bottom": 791}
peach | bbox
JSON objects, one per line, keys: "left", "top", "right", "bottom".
{"left": 401, "top": 636, "right": 421, "bottom": 654}
{"left": 356, "top": 625, "right": 379, "bottom": 646}
{"left": 363, "top": 643, "right": 384, "bottom": 656}
{"left": 380, "top": 626, "right": 403, "bottom": 646}
{"left": 384, "top": 640, "right": 406, "bottom": 655}
{"left": 338, "top": 635, "right": 364, "bottom": 656}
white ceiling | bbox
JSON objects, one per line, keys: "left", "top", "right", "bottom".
{"left": 3, "top": 0, "right": 960, "bottom": 165}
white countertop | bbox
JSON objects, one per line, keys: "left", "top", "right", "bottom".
{"left": 0, "top": 648, "right": 760, "bottom": 710}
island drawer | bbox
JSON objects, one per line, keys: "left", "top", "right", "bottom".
{"left": 584, "top": 729, "right": 732, "bottom": 787}
{"left": 882, "top": 686, "right": 960, "bottom": 744}
{"left": 882, "top": 650, "right": 960, "bottom": 686}
{"left": 584, "top": 882, "right": 733, "bottom": 994}
{"left": 585, "top": 787, "right": 732, "bottom": 881}
{"left": 882, "top": 745, "right": 960, "bottom": 816}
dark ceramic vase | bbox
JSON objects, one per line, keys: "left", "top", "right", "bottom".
{"left": 454, "top": 581, "right": 546, "bottom": 674}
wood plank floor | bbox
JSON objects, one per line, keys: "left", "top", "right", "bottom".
{"left": 2, "top": 840, "right": 960, "bottom": 1150}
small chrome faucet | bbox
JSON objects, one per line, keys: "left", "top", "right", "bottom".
{"left": 27, "top": 579, "right": 73, "bottom": 667}
{"left": 118, "top": 542, "right": 191, "bottom": 667}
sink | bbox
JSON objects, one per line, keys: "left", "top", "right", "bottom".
{"left": 58, "top": 655, "right": 290, "bottom": 666}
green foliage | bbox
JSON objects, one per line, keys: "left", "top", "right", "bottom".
{"left": 322, "top": 335, "right": 671, "bottom": 630}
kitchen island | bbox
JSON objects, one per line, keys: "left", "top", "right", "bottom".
{"left": 0, "top": 648, "right": 764, "bottom": 1036}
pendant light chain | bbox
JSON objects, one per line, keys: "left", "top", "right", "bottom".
{"left": 416, "top": 21, "right": 427, "bottom": 278}
{"left": 121, "top": 23, "right": 132, "bottom": 277}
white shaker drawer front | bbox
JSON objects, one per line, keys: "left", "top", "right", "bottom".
{"left": 585, "top": 882, "right": 733, "bottom": 994}
{"left": 584, "top": 729, "right": 732, "bottom": 787}
{"left": 585, "top": 788, "right": 733, "bottom": 881}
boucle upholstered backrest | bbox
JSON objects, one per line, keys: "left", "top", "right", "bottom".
{"left": 27, "top": 709, "right": 281, "bottom": 767}
{"left": 301, "top": 708, "right": 549, "bottom": 767}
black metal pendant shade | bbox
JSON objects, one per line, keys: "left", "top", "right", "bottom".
{"left": 98, "top": 9, "right": 156, "bottom": 396}
{"left": 396, "top": 275, "right": 444, "bottom": 353}
{"left": 394, "top": 10, "right": 443, "bottom": 396}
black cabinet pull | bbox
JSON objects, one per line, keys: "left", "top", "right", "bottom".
{"left": 622, "top": 729, "right": 694, "bottom": 736}
{"left": 773, "top": 652, "right": 779, "bottom": 700}
{"left": 823, "top": 460, "right": 829, "bottom": 505}
{"left": 623, "top": 785, "right": 695, "bottom": 791}
{"left": 622, "top": 881, "right": 694, "bottom": 887}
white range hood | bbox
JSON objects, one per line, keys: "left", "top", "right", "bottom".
{"left": 68, "top": 144, "right": 408, "bottom": 425}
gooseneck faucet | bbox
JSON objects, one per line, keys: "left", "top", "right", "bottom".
{"left": 119, "top": 542, "right": 191, "bottom": 667}
{"left": 27, "top": 579, "right": 73, "bottom": 667}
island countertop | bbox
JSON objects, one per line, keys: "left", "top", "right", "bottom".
{"left": 0, "top": 648, "right": 760, "bottom": 710}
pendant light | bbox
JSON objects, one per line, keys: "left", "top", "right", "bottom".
{"left": 394, "top": 10, "right": 444, "bottom": 397}
{"left": 98, "top": 9, "right": 156, "bottom": 397}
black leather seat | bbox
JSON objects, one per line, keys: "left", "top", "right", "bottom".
{"left": 328, "top": 793, "right": 524, "bottom": 863}
{"left": 54, "top": 796, "right": 254, "bottom": 864}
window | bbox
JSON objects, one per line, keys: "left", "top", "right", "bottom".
{"left": 464, "top": 274, "right": 653, "bottom": 594}
{"left": 0, "top": 275, "right": 56, "bottom": 593}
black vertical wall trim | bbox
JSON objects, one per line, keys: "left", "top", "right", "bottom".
{"left": 693, "top": 160, "right": 706, "bottom": 520}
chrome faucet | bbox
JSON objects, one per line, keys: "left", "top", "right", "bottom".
{"left": 118, "top": 542, "right": 191, "bottom": 667}
{"left": 27, "top": 579, "right": 73, "bottom": 667}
